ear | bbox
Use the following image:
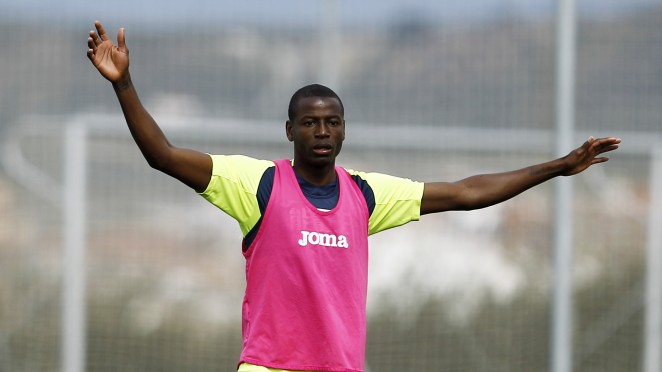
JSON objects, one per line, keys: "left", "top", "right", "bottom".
{"left": 286, "top": 120, "right": 294, "bottom": 142}
{"left": 342, "top": 120, "right": 346, "bottom": 141}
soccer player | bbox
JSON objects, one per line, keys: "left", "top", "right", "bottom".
{"left": 87, "top": 20, "right": 620, "bottom": 372}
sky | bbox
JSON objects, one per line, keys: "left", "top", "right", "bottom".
{"left": 0, "top": 0, "right": 659, "bottom": 27}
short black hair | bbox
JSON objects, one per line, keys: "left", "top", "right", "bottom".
{"left": 288, "top": 84, "right": 344, "bottom": 122}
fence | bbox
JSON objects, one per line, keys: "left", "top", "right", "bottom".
{"left": 1, "top": 1, "right": 660, "bottom": 371}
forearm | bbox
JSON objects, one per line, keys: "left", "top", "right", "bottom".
{"left": 422, "top": 157, "right": 568, "bottom": 214}
{"left": 113, "top": 75, "right": 173, "bottom": 170}
{"left": 459, "top": 157, "right": 567, "bottom": 209}
{"left": 422, "top": 136, "right": 620, "bottom": 214}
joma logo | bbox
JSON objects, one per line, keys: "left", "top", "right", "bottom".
{"left": 298, "top": 230, "right": 349, "bottom": 248}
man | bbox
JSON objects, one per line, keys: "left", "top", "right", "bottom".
{"left": 87, "top": 20, "right": 620, "bottom": 372}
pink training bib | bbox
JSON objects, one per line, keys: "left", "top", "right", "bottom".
{"left": 238, "top": 159, "right": 370, "bottom": 372}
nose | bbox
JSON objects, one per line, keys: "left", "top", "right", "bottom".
{"left": 315, "top": 121, "right": 330, "bottom": 137}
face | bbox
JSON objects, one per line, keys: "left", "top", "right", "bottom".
{"left": 286, "top": 96, "right": 345, "bottom": 168}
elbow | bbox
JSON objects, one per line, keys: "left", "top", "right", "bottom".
{"left": 450, "top": 198, "right": 482, "bottom": 212}
{"left": 421, "top": 196, "right": 480, "bottom": 214}
{"left": 146, "top": 158, "right": 164, "bottom": 171}
{"left": 455, "top": 190, "right": 498, "bottom": 211}
{"left": 147, "top": 158, "right": 171, "bottom": 173}
{"left": 143, "top": 151, "right": 172, "bottom": 172}
{"left": 460, "top": 201, "right": 490, "bottom": 211}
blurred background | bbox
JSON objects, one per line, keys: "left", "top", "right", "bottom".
{"left": 1, "top": 1, "right": 660, "bottom": 371}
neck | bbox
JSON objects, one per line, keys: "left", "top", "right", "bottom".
{"left": 292, "top": 159, "right": 336, "bottom": 186}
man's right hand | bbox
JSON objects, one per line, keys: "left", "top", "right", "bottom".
{"left": 87, "top": 20, "right": 129, "bottom": 83}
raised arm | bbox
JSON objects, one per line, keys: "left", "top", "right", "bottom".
{"left": 87, "top": 20, "right": 212, "bottom": 192}
{"left": 420, "top": 136, "right": 621, "bottom": 214}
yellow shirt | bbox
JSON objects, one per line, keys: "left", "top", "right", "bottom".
{"left": 238, "top": 362, "right": 323, "bottom": 372}
{"left": 200, "top": 155, "right": 424, "bottom": 237}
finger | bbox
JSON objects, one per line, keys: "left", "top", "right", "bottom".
{"left": 87, "top": 36, "right": 98, "bottom": 51}
{"left": 86, "top": 49, "right": 96, "bottom": 63}
{"left": 591, "top": 157, "right": 609, "bottom": 165}
{"left": 595, "top": 138, "right": 620, "bottom": 148}
{"left": 590, "top": 137, "right": 620, "bottom": 152}
{"left": 89, "top": 30, "right": 102, "bottom": 46}
{"left": 95, "top": 20, "right": 110, "bottom": 41}
{"left": 598, "top": 144, "right": 620, "bottom": 154}
{"left": 595, "top": 137, "right": 621, "bottom": 145}
{"left": 117, "top": 27, "right": 127, "bottom": 53}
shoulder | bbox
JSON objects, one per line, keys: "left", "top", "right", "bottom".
{"left": 343, "top": 168, "right": 424, "bottom": 234}
{"left": 344, "top": 168, "right": 424, "bottom": 198}
{"left": 208, "top": 155, "right": 274, "bottom": 177}
{"left": 200, "top": 155, "right": 274, "bottom": 207}
{"left": 199, "top": 155, "right": 275, "bottom": 236}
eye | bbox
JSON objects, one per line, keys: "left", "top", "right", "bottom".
{"left": 329, "top": 121, "right": 340, "bottom": 127}
{"left": 303, "top": 121, "right": 315, "bottom": 127}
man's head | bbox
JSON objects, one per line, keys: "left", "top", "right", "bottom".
{"left": 286, "top": 84, "right": 346, "bottom": 175}
{"left": 288, "top": 84, "right": 344, "bottom": 122}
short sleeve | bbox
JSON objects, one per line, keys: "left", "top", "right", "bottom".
{"left": 346, "top": 170, "right": 424, "bottom": 235}
{"left": 199, "top": 155, "right": 274, "bottom": 236}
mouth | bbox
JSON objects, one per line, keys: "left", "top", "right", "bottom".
{"left": 312, "top": 143, "right": 333, "bottom": 155}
